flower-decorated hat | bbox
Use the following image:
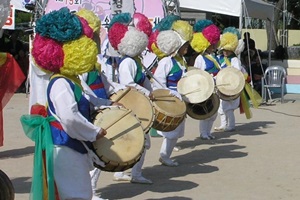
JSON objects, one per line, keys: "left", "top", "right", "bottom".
{"left": 148, "top": 15, "right": 193, "bottom": 58}
{"left": 31, "top": 7, "right": 100, "bottom": 76}
{"left": 190, "top": 19, "right": 220, "bottom": 54}
{"left": 219, "top": 27, "right": 240, "bottom": 52}
{"left": 107, "top": 12, "right": 152, "bottom": 57}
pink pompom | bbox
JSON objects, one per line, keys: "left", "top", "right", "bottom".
{"left": 133, "top": 13, "right": 152, "bottom": 37}
{"left": 147, "top": 30, "right": 159, "bottom": 52}
{"left": 202, "top": 25, "right": 220, "bottom": 45}
{"left": 32, "top": 34, "right": 64, "bottom": 73}
{"left": 78, "top": 16, "right": 94, "bottom": 38}
{"left": 108, "top": 23, "right": 128, "bottom": 50}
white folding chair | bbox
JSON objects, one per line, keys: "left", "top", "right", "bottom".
{"left": 261, "top": 65, "right": 287, "bottom": 103}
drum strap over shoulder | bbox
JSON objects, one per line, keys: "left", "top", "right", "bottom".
{"left": 47, "top": 74, "right": 92, "bottom": 154}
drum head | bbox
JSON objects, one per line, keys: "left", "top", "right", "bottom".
{"left": 110, "top": 88, "right": 155, "bottom": 132}
{"left": 152, "top": 89, "right": 186, "bottom": 117}
{"left": 186, "top": 93, "right": 220, "bottom": 120}
{"left": 93, "top": 107, "right": 145, "bottom": 172}
{"left": 216, "top": 67, "right": 245, "bottom": 96}
{"left": 178, "top": 69, "right": 214, "bottom": 104}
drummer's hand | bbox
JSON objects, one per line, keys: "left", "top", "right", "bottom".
{"left": 148, "top": 92, "right": 154, "bottom": 101}
{"left": 96, "top": 129, "right": 107, "bottom": 140}
{"left": 111, "top": 102, "right": 124, "bottom": 108}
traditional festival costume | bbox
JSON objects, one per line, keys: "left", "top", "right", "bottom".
{"left": 190, "top": 20, "right": 221, "bottom": 140}
{"left": 149, "top": 16, "right": 193, "bottom": 167}
{"left": 215, "top": 27, "right": 243, "bottom": 132}
{"left": 20, "top": 7, "right": 108, "bottom": 200}
{"left": 108, "top": 12, "right": 153, "bottom": 184}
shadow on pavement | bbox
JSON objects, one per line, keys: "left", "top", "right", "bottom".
{"left": 0, "top": 146, "right": 34, "bottom": 159}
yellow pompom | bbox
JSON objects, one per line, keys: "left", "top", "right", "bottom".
{"left": 61, "top": 36, "right": 98, "bottom": 76}
{"left": 172, "top": 20, "right": 193, "bottom": 42}
{"left": 219, "top": 32, "right": 238, "bottom": 52}
{"left": 190, "top": 32, "right": 210, "bottom": 53}
{"left": 151, "top": 43, "right": 166, "bottom": 59}
{"left": 76, "top": 9, "right": 101, "bottom": 33}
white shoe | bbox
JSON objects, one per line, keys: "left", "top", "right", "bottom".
{"left": 131, "top": 176, "right": 153, "bottom": 184}
{"left": 173, "top": 146, "right": 181, "bottom": 152}
{"left": 159, "top": 157, "right": 179, "bottom": 167}
{"left": 113, "top": 173, "right": 131, "bottom": 181}
{"left": 214, "top": 126, "right": 225, "bottom": 131}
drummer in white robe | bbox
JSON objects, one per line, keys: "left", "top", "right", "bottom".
{"left": 215, "top": 27, "right": 243, "bottom": 132}
{"left": 31, "top": 7, "right": 115, "bottom": 200}
{"left": 150, "top": 19, "right": 193, "bottom": 167}
{"left": 107, "top": 13, "right": 153, "bottom": 184}
{"left": 190, "top": 20, "right": 221, "bottom": 140}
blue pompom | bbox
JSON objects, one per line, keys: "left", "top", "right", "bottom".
{"left": 156, "top": 14, "right": 180, "bottom": 31}
{"left": 108, "top": 13, "right": 132, "bottom": 29}
{"left": 193, "top": 20, "right": 213, "bottom": 32}
{"left": 223, "top": 27, "right": 241, "bottom": 39}
{"left": 35, "top": 7, "right": 82, "bottom": 42}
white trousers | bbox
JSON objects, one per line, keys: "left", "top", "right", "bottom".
{"left": 218, "top": 98, "right": 239, "bottom": 129}
{"left": 53, "top": 146, "right": 93, "bottom": 200}
{"left": 199, "top": 112, "right": 217, "bottom": 137}
{"left": 113, "top": 133, "right": 151, "bottom": 178}
{"left": 90, "top": 168, "right": 101, "bottom": 195}
{"left": 160, "top": 137, "right": 178, "bottom": 161}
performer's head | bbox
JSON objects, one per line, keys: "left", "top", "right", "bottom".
{"left": 107, "top": 12, "right": 152, "bottom": 57}
{"left": 218, "top": 27, "right": 240, "bottom": 56}
{"left": 31, "top": 7, "right": 101, "bottom": 76}
{"left": 148, "top": 15, "right": 193, "bottom": 58}
{"left": 190, "top": 19, "right": 220, "bottom": 55}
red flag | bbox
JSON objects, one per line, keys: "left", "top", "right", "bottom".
{"left": 0, "top": 53, "right": 26, "bottom": 146}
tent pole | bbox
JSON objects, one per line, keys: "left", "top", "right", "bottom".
{"left": 239, "top": 0, "right": 244, "bottom": 32}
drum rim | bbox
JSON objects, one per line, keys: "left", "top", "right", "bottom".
{"left": 178, "top": 69, "right": 215, "bottom": 104}
{"left": 216, "top": 67, "right": 245, "bottom": 96}
{"left": 110, "top": 87, "right": 155, "bottom": 132}
{"left": 186, "top": 93, "right": 220, "bottom": 120}
{"left": 92, "top": 106, "right": 145, "bottom": 170}
{"left": 152, "top": 89, "right": 187, "bottom": 116}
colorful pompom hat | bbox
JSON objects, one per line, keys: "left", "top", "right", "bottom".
{"left": 31, "top": 7, "right": 100, "bottom": 76}
{"left": 190, "top": 19, "right": 221, "bottom": 54}
{"left": 219, "top": 27, "right": 240, "bottom": 52}
{"left": 107, "top": 12, "right": 152, "bottom": 57}
{"left": 148, "top": 15, "right": 193, "bottom": 58}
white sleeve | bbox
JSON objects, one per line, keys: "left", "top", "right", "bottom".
{"left": 49, "top": 79, "right": 101, "bottom": 142}
{"left": 118, "top": 57, "right": 151, "bottom": 95}
{"left": 101, "top": 73, "right": 126, "bottom": 96}
{"left": 231, "top": 57, "right": 242, "bottom": 71}
{"left": 79, "top": 74, "right": 112, "bottom": 107}
{"left": 152, "top": 57, "right": 173, "bottom": 90}
{"left": 194, "top": 55, "right": 206, "bottom": 71}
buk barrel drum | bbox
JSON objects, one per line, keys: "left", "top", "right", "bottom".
{"left": 0, "top": 170, "right": 15, "bottom": 200}
{"left": 110, "top": 87, "right": 155, "bottom": 133}
{"left": 215, "top": 67, "right": 245, "bottom": 101}
{"left": 93, "top": 107, "right": 145, "bottom": 172}
{"left": 151, "top": 89, "right": 186, "bottom": 132}
{"left": 177, "top": 69, "right": 215, "bottom": 104}
{"left": 186, "top": 93, "right": 220, "bottom": 120}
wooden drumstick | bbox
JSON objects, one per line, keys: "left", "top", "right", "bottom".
{"left": 113, "top": 87, "right": 131, "bottom": 102}
{"left": 181, "top": 88, "right": 202, "bottom": 96}
{"left": 103, "top": 109, "right": 132, "bottom": 130}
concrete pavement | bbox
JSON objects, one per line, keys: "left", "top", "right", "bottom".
{"left": 1, "top": 93, "right": 300, "bottom": 200}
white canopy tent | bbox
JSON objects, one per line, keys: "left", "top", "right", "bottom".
{"left": 179, "top": 0, "right": 275, "bottom": 22}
